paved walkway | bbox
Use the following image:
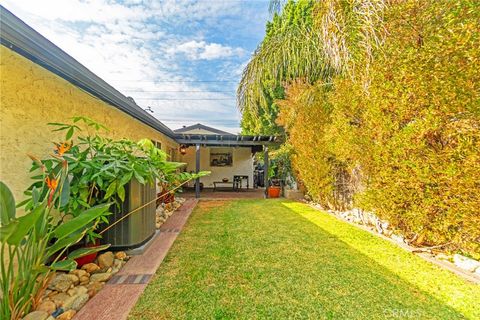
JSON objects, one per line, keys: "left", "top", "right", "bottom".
{"left": 73, "top": 198, "right": 198, "bottom": 320}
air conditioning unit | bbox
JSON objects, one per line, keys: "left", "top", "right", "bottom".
{"left": 102, "top": 179, "right": 156, "bottom": 250}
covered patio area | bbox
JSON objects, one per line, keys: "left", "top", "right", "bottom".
{"left": 174, "top": 124, "right": 281, "bottom": 199}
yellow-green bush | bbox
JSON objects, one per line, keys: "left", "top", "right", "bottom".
{"left": 277, "top": 0, "right": 480, "bottom": 257}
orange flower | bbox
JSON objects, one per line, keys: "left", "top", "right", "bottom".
{"left": 54, "top": 141, "right": 72, "bottom": 156}
{"left": 45, "top": 176, "right": 58, "bottom": 191}
{"left": 45, "top": 176, "right": 58, "bottom": 206}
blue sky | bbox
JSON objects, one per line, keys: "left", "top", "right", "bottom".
{"left": 2, "top": 0, "right": 271, "bottom": 133}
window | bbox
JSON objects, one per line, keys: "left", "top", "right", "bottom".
{"left": 151, "top": 140, "right": 162, "bottom": 150}
{"left": 168, "top": 147, "right": 176, "bottom": 161}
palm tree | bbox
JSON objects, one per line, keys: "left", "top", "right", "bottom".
{"left": 237, "top": 0, "right": 386, "bottom": 118}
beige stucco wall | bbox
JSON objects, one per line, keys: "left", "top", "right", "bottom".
{"left": 180, "top": 146, "right": 254, "bottom": 188}
{"left": 0, "top": 46, "right": 178, "bottom": 201}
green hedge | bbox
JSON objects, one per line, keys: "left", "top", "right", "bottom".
{"left": 277, "top": 1, "right": 480, "bottom": 258}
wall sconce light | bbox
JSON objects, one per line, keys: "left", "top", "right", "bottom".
{"left": 179, "top": 144, "right": 188, "bottom": 155}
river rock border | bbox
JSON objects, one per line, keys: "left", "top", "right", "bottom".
{"left": 23, "top": 251, "right": 129, "bottom": 320}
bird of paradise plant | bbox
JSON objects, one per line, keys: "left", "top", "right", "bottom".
{"left": 0, "top": 156, "right": 111, "bottom": 320}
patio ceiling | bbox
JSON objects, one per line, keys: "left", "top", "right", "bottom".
{"left": 175, "top": 133, "right": 280, "bottom": 147}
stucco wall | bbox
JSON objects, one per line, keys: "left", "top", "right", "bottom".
{"left": 0, "top": 46, "right": 178, "bottom": 201}
{"left": 180, "top": 146, "right": 254, "bottom": 188}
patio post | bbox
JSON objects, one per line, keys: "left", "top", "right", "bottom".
{"left": 195, "top": 143, "right": 200, "bottom": 198}
{"left": 264, "top": 146, "right": 269, "bottom": 198}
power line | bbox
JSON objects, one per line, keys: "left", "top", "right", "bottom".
{"left": 107, "top": 79, "right": 239, "bottom": 83}
{"left": 122, "top": 90, "right": 235, "bottom": 93}
{"left": 135, "top": 98, "right": 236, "bottom": 100}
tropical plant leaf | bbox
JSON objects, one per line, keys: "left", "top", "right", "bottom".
{"left": 104, "top": 181, "right": 117, "bottom": 199}
{"left": 133, "top": 171, "right": 145, "bottom": 184}
{"left": 67, "top": 244, "right": 110, "bottom": 260}
{"left": 46, "top": 231, "right": 84, "bottom": 257}
{"left": 50, "top": 259, "right": 77, "bottom": 271}
{"left": 66, "top": 127, "right": 74, "bottom": 140}
{"left": 60, "top": 176, "right": 70, "bottom": 207}
{"left": 7, "top": 202, "right": 45, "bottom": 245}
{"left": 53, "top": 203, "right": 111, "bottom": 240}
{"left": 117, "top": 185, "right": 125, "bottom": 202}
{"left": 0, "top": 181, "right": 16, "bottom": 226}
{"left": 0, "top": 220, "right": 18, "bottom": 243}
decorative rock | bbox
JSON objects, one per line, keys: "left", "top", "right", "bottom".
{"left": 56, "top": 310, "right": 76, "bottom": 320}
{"left": 67, "top": 285, "right": 88, "bottom": 297}
{"left": 82, "top": 263, "right": 100, "bottom": 274}
{"left": 113, "top": 259, "right": 123, "bottom": 269}
{"left": 114, "top": 251, "right": 127, "bottom": 260}
{"left": 391, "top": 234, "right": 405, "bottom": 244}
{"left": 23, "top": 311, "right": 49, "bottom": 320}
{"left": 36, "top": 300, "right": 56, "bottom": 314}
{"left": 79, "top": 275, "right": 90, "bottom": 284}
{"left": 453, "top": 254, "right": 480, "bottom": 272}
{"left": 48, "top": 274, "right": 73, "bottom": 292}
{"left": 435, "top": 253, "right": 451, "bottom": 261}
{"left": 68, "top": 293, "right": 89, "bottom": 311}
{"left": 87, "top": 281, "right": 105, "bottom": 298}
{"left": 65, "top": 274, "right": 79, "bottom": 286}
{"left": 90, "top": 272, "right": 112, "bottom": 283}
{"left": 51, "top": 308, "right": 64, "bottom": 318}
{"left": 383, "top": 229, "right": 393, "bottom": 237}
{"left": 97, "top": 252, "right": 114, "bottom": 269}
{"left": 475, "top": 267, "right": 480, "bottom": 276}
{"left": 70, "top": 269, "right": 88, "bottom": 278}
{"left": 42, "top": 289, "right": 52, "bottom": 298}
{"left": 50, "top": 293, "right": 71, "bottom": 308}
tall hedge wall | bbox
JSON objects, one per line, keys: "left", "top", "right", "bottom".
{"left": 277, "top": 1, "right": 480, "bottom": 258}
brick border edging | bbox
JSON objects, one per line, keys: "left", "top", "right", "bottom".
{"left": 307, "top": 203, "right": 480, "bottom": 284}
{"left": 73, "top": 198, "right": 199, "bottom": 320}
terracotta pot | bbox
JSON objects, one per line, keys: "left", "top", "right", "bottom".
{"left": 267, "top": 186, "right": 281, "bottom": 198}
{"left": 74, "top": 240, "right": 100, "bottom": 267}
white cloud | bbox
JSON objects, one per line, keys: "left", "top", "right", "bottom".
{"left": 1, "top": 0, "right": 262, "bottom": 132}
{"left": 170, "top": 40, "right": 245, "bottom": 60}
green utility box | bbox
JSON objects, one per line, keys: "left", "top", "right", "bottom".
{"left": 102, "top": 179, "right": 156, "bottom": 250}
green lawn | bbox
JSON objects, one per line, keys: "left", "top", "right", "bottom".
{"left": 129, "top": 199, "right": 479, "bottom": 320}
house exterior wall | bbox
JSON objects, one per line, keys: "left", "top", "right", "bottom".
{"left": 0, "top": 46, "right": 178, "bottom": 200}
{"left": 180, "top": 146, "right": 254, "bottom": 188}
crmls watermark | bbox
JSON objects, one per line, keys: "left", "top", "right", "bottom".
{"left": 383, "top": 308, "right": 422, "bottom": 318}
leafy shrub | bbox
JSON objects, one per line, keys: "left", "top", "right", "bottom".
{"left": 274, "top": 0, "right": 480, "bottom": 257}
{"left": 23, "top": 117, "right": 206, "bottom": 241}
{"left": 1, "top": 161, "right": 110, "bottom": 319}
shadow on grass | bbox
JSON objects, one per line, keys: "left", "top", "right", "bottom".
{"left": 130, "top": 199, "right": 478, "bottom": 320}
{"left": 277, "top": 200, "right": 478, "bottom": 319}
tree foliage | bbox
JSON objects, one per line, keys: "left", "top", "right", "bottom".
{"left": 240, "top": 0, "right": 480, "bottom": 258}
{"left": 238, "top": 0, "right": 320, "bottom": 135}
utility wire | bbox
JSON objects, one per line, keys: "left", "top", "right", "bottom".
{"left": 135, "top": 98, "right": 236, "bottom": 100}
{"left": 106, "top": 79, "right": 239, "bottom": 82}
{"left": 122, "top": 90, "right": 234, "bottom": 93}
